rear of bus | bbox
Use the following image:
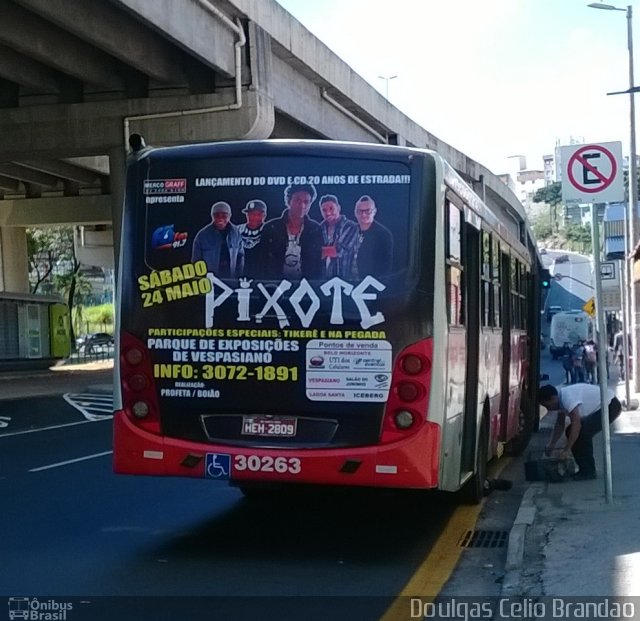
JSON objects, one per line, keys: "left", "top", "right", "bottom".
{"left": 113, "top": 140, "right": 442, "bottom": 490}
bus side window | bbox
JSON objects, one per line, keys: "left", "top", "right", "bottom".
{"left": 481, "top": 230, "right": 493, "bottom": 328}
{"left": 511, "top": 259, "right": 521, "bottom": 330}
{"left": 446, "top": 201, "right": 464, "bottom": 326}
{"left": 447, "top": 200, "right": 461, "bottom": 262}
{"left": 493, "top": 238, "right": 501, "bottom": 327}
{"left": 520, "top": 263, "right": 529, "bottom": 330}
{"left": 447, "top": 268, "right": 463, "bottom": 326}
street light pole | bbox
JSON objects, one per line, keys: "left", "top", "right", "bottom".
{"left": 625, "top": 5, "right": 639, "bottom": 392}
{"left": 588, "top": 2, "right": 638, "bottom": 391}
{"left": 377, "top": 74, "right": 397, "bottom": 99}
{"left": 552, "top": 273, "right": 594, "bottom": 289}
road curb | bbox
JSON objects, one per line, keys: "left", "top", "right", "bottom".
{"left": 501, "top": 484, "right": 541, "bottom": 596}
{"left": 86, "top": 383, "right": 114, "bottom": 393}
{"left": 0, "top": 362, "right": 113, "bottom": 381}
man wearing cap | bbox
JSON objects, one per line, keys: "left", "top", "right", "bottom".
{"left": 262, "top": 183, "right": 323, "bottom": 279}
{"left": 191, "top": 201, "right": 244, "bottom": 278}
{"left": 238, "top": 199, "right": 268, "bottom": 279}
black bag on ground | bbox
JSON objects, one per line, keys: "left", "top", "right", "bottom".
{"left": 524, "top": 450, "right": 577, "bottom": 482}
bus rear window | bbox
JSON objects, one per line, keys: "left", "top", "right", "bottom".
{"left": 140, "top": 155, "right": 410, "bottom": 283}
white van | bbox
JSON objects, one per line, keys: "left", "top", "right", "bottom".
{"left": 549, "top": 310, "right": 594, "bottom": 359}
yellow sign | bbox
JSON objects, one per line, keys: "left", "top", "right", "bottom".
{"left": 583, "top": 297, "right": 596, "bottom": 318}
{"left": 49, "top": 303, "right": 71, "bottom": 358}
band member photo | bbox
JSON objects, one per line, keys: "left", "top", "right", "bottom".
{"left": 351, "top": 194, "right": 393, "bottom": 280}
{"left": 238, "top": 198, "right": 268, "bottom": 279}
{"left": 319, "top": 194, "right": 359, "bottom": 279}
{"left": 262, "top": 182, "right": 323, "bottom": 279}
{"left": 191, "top": 200, "right": 244, "bottom": 278}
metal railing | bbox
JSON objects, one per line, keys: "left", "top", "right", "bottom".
{"left": 67, "top": 343, "right": 114, "bottom": 365}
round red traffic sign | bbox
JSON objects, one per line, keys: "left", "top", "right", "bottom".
{"left": 566, "top": 144, "right": 618, "bottom": 194}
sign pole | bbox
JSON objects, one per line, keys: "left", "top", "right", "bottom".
{"left": 591, "top": 202, "right": 613, "bottom": 503}
{"left": 560, "top": 141, "right": 624, "bottom": 503}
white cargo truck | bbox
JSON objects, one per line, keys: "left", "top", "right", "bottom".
{"left": 549, "top": 310, "right": 594, "bottom": 359}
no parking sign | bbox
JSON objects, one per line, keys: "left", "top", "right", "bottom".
{"left": 560, "top": 142, "right": 624, "bottom": 203}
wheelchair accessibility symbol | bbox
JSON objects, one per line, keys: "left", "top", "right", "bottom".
{"left": 205, "top": 453, "right": 231, "bottom": 480}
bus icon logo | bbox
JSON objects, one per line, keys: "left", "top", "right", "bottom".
{"left": 8, "top": 598, "right": 30, "bottom": 620}
{"left": 205, "top": 453, "right": 231, "bottom": 480}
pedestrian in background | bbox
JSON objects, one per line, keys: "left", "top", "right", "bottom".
{"left": 571, "top": 341, "right": 585, "bottom": 384}
{"left": 561, "top": 342, "right": 573, "bottom": 384}
{"left": 583, "top": 340, "right": 598, "bottom": 384}
{"left": 613, "top": 329, "right": 632, "bottom": 380}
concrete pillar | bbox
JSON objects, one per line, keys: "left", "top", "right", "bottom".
{"left": 109, "top": 146, "right": 126, "bottom": 280}
{"left": 0, "top": 226, "right": 29, "bottom": 293}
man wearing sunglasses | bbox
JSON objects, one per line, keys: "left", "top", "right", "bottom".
{"left": 351, "top": 195, "right": 393, "bottom": 280}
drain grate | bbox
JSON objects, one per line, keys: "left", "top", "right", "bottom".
{"left": 459, "top": 529, "right": 509, "bottom": 548}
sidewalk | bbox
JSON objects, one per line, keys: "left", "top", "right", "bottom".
{"left": 502, "top": 380, "right": 640, "bottom": 597}
{"left": 0, "top": 359, "right": 113, "bottom": 400}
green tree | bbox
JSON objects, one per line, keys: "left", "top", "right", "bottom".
{"left": 564, "top": 222, "right": 592, "bottom": 254}
{"left": 27, "top": 226, "right": 91, "bottom": 346}
{"left": 528, "top": 209, "right": 553, "bottom": 241}
{"left": 27, "top": 228, "right": 60, "bottom": 295}
{"left": 532, "top": 182, "right": 564, "bottom": 233}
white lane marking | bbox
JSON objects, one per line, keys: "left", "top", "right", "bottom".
{"left": 73, "top": 395, "right": 113, "bottom": 402}
{"left": 29, "top": 450, "right": 113, "bottom": 472}
{"left": 71, "top": 392, "right": 113, "bottom": 398}
{"left": 76, "top": 404, "right": 113, "bottom": 412}
{"left": 0, "top": 419, "right": 108, "bottom": 438}
{"left": 63, "top": 392, "right": 114, "bottom": 421}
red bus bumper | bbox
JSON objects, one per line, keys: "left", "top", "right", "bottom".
{"left": 113, "top": 411, "right": 441, "bottom": 489}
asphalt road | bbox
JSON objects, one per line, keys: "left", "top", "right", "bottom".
{"left": 1, "top": 350, "right": 565, "bottom": 621}
{"left": 0, "top": 388, "right": 456, "bottom": 621}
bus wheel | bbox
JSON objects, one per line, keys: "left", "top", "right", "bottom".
{"left": 505, "top": 392, "right": 533, "bottom": 456}
{"left": 462, "top": 422, "right": 488, "bottom": 505}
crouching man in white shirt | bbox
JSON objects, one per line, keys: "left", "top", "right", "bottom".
{"left": 538, "top": 383, "right": 621, "bottom": 480}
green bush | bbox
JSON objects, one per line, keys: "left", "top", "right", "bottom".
{"left": 73, "top": 303, "right": 114, "bottom": 336}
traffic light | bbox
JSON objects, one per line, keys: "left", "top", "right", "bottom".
{"left": 541, "top": 269, "right": 551, "bottom": 288}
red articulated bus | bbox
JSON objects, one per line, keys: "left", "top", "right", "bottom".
{"left": 113, "top": 139, "right": 543, "bottom": 503}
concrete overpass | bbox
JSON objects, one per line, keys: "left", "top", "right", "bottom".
{"left": 0, "top": 0, "right": 525, "bottom": 294}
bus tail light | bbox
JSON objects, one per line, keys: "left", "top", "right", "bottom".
{"left": 124, "top": 347, "right": 144, "bottom": 366}
{"left": 394, "top": 410, "right": 415, "bottom": 429}
{"left": 381, "top": 339, "right": 433, "bottom": 443}
{"left": 397, "top": 381, "right": 421, "bottom": 403}
{"left": 401, "top": 354, "right": 424, "bottom": 375}
{"left": 120, "top": 331, "right": 160, "bottom": 433}
{"left": 127, "top": 373, "right": 148, "bottom": 391}
{"left": 132, "top": 400, "right": 150, "bottom": 419}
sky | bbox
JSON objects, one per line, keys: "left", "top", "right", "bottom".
{"left": 274, "top": 0, "right": 637, "bottom": 175}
